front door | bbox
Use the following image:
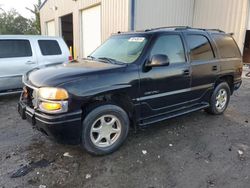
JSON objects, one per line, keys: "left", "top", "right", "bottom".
{"left": 139, "top": 34, "right": 192, "bottom": 119}
{"left": 0, "top": 39, "right": 36, "bottom": 92}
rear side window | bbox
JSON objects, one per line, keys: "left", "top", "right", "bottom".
{"left": 212, "top": 34, "right": 241, "bottom": 58}
{"left": 38, "top": 40, "right": 62, "bottom": 56}
{"left": 186, "top": 35, "right": 214, "bottom": 61}
{"left": 0, "top": 40, "right": 32, "bottom": 58}
{"left": 150, "top": 35, "right": 186, "bottom": 64}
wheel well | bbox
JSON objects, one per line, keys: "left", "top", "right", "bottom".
{"left": 81, "top": 93, "right": 137, "bottom": 129}
{"left": 216, "top": 75, "right": 234, "bottom": 94}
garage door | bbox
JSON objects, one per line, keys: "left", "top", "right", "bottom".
{"left": 46, "top": 20, "right": 56, "bottom": 36}
{"left": 81, "top": 5, "right": 101, "bottom": 57}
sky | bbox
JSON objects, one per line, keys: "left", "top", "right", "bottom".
{"left": 0, "top": 0, "right": 43, "bottom": 18}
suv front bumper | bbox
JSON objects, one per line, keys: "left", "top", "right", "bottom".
{"left": 18, "top": 101, "right": 82, "bottom": 144}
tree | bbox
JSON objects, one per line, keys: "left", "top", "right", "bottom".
{"left": 0, "top": 8, "right": 39, "bottom": 35}
{"left": 26, "top": 0, "right": 42, "bottom": 34}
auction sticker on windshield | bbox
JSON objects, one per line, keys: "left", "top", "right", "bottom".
{"left": 128, "top": 37, "right": 145, "bottom": 42}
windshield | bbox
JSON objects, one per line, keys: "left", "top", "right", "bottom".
{"left": 90, "top": 35, "right": 148, "bottom": 64}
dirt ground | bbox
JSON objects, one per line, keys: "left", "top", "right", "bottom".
{"left": 0, "top": 70, "right": 250, "bottom": 188}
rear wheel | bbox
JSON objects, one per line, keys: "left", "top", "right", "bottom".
{"left": 82, "top": 104, "right": 129, "bottom": 155}
{"left": 205, "top": 82, "right": 230, "bottom": 115}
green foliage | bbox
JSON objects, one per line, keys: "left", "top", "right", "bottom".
{"left": 0, "top": 0, "right": 41, "bottom": 35}
{"left": 26, "top": 0, "right": 41, "bottom": 34}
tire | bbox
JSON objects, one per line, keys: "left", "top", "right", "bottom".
{"left": 81, "top": 104, "right": 129, "bottom": 155}
{"left": 205, "top": 82, "right": 231, "bottom": 115}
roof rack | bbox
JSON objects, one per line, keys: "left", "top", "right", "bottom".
{"left": 145, "top": 26, "right": 190, "bottom": 32}
{"left": 144, "top": 26, "right": 225, "bottom": 33}
{"left": 205, "top": 29, "right": 225, "bottom": 33}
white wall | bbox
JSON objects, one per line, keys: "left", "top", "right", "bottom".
{"left": 134, "top": 0, "right": 249, "bottom": 51}
{"left": 40, "top": 0, "right": 250, "bottom": 55}
{"left": 134, "top": 0, "right": 195, "bottom": 30}
{"left": 46, "top": 20, "right": 56, "bottom": 36}
{"left": 40, "top": 0, "right": 130, "bottom": 58}
{"left": 193, "top": 0, "right": 249, "bottom": 51}
{"left": 81, "top": 5, "right": 101, "bottom": 57}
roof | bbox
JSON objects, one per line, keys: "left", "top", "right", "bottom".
{"left": 39, "top": 0, "right": 48, "bottom": 10}
{"left": 0, "top": 35, "right": 62, "bottom": 40}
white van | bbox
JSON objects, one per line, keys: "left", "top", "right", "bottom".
{"left": 0, "top": 35, "right": 71, "bottom": 95}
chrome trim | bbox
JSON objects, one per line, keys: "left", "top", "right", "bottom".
{"left": 23, "top": 83, "right": 69, "bottom": 114}
{"left": 0, "top": 74, "right": 23, "bottom": 79}
{"left": 38, "top": 100, "right": 69, "bottom": 114}
{"left": 0, "top": 90, "right": 22, "bottom": 96}
{"left": 23, "top": 81, "right": 38, "bottom": 91}
{"left": 137, "top": 83, "right": 213, "bottom": 102}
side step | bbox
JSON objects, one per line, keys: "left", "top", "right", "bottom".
{"left": 139, "top": 103, "right": 209, "bottom": 127}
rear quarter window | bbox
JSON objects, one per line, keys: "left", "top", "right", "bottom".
{"left": 0, "top": 40, "right": 32, "bottom": 58}
{"left": 38, "top": 40, "right": 62, "bottom": 56}
{"left": 212, "top": 34, "right": 241, "bottom": 58}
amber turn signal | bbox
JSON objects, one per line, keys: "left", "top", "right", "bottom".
{"left": 40, "top": 102, "right": 62, "bottom": 111}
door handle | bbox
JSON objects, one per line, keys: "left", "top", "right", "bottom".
{"left": 212, "top": 65, "right": 218, "bottom": 71}
{"left": 183, "top": 70, "right": 190, "bottom": 76}
{"left": 26, "top": 61, "right": 36, "bottom": 65}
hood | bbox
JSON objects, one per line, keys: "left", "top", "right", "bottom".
{"left": 25, "top": 60, "right": 126, "bottom": 87}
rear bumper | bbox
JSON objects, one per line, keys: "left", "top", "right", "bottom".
{"left": 18, "top": 101, "right": 82, "bottom": 144}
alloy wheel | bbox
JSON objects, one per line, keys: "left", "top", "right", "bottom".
{"left": 90, "top": 115, "right": 122, "bottom": 148}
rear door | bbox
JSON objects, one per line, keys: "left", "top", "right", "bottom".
{"left": 0, "top": 39, "right": 37, "bottom": 92}
{"left": 183, "top": 32, "right": 219, "bottom": 102}
{"left": 35, "top": 39, "right": 69, "bottom": 66}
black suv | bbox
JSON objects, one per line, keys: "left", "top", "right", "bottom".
{"left": 18, "top": 27, "right": 243, "bottom": 155}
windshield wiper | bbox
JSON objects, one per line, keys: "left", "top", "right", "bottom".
{"left": 97, "top": 57, "right": 126, "bottom": 65}
{"left": 87, "top": 55, "right": 96, "bottom": 60}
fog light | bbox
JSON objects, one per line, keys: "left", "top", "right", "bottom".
{"left": 40, "top": 102, "right": 62, "bottom": 111}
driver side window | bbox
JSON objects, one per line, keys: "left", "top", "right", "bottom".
{"left": 150, "top": 35, "right": 186, "bottom": 64}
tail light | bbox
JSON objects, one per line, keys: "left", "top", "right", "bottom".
{"left": 68, "top": 56, "right": 73, "bottom": 61}
{"left": 69, "top": 46, "right": 73, "bottom": 61}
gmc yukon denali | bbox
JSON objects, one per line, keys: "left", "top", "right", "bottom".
{"left": 18, "top": 27, "right": 243, "bottom": 155}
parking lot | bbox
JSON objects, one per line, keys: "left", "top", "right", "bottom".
{"left": 0, "top": 71, "right": 249, "bottom": 188}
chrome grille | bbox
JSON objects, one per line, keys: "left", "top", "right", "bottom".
{"left": 22, "top": 84, "right": 38, "bottom": 109}
{"left": 32, "top": 89, "right": 38, "bottom": 108}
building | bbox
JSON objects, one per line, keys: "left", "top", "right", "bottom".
{"left": 40, "top": 0, "right": 250, "bottom": 62}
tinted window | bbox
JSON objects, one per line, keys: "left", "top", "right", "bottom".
{"left": 38, "top": 40, "right": 62, "bottom": 56}
{"left": 186, "top": 35, "right": 214, "bottom": 61}
{"left": 151, "top": 35, "right": 185, "bottom": 64}
{"left": 0, "top": 40, "right": 32, "bottom": 58}
{"left": 212, "top": 34, "right": 241, "bottom": 58}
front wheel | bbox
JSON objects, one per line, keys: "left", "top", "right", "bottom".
{"left": 81, "top": 104, "right": 129, "bottom": 155}
{"left": 205, "top": 82, "right": 231, "bottom": 115}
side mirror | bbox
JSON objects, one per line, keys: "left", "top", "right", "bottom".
{"left": 146, "top": 54, "right": 170, "bottom": 67}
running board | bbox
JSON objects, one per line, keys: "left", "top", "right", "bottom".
{"left": 139, "top": 103, "right": 209, "bottom": 127}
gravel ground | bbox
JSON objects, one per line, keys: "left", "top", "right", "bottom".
{"left": 0, "top": 70, "right": 249, "bottom": 188}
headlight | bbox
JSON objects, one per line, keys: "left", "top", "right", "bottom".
{"left": 38, "top": 87, "right": 69, "bottom": 113}
{"left": 38, "top": 87, "right": 69, "bottom": 100}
